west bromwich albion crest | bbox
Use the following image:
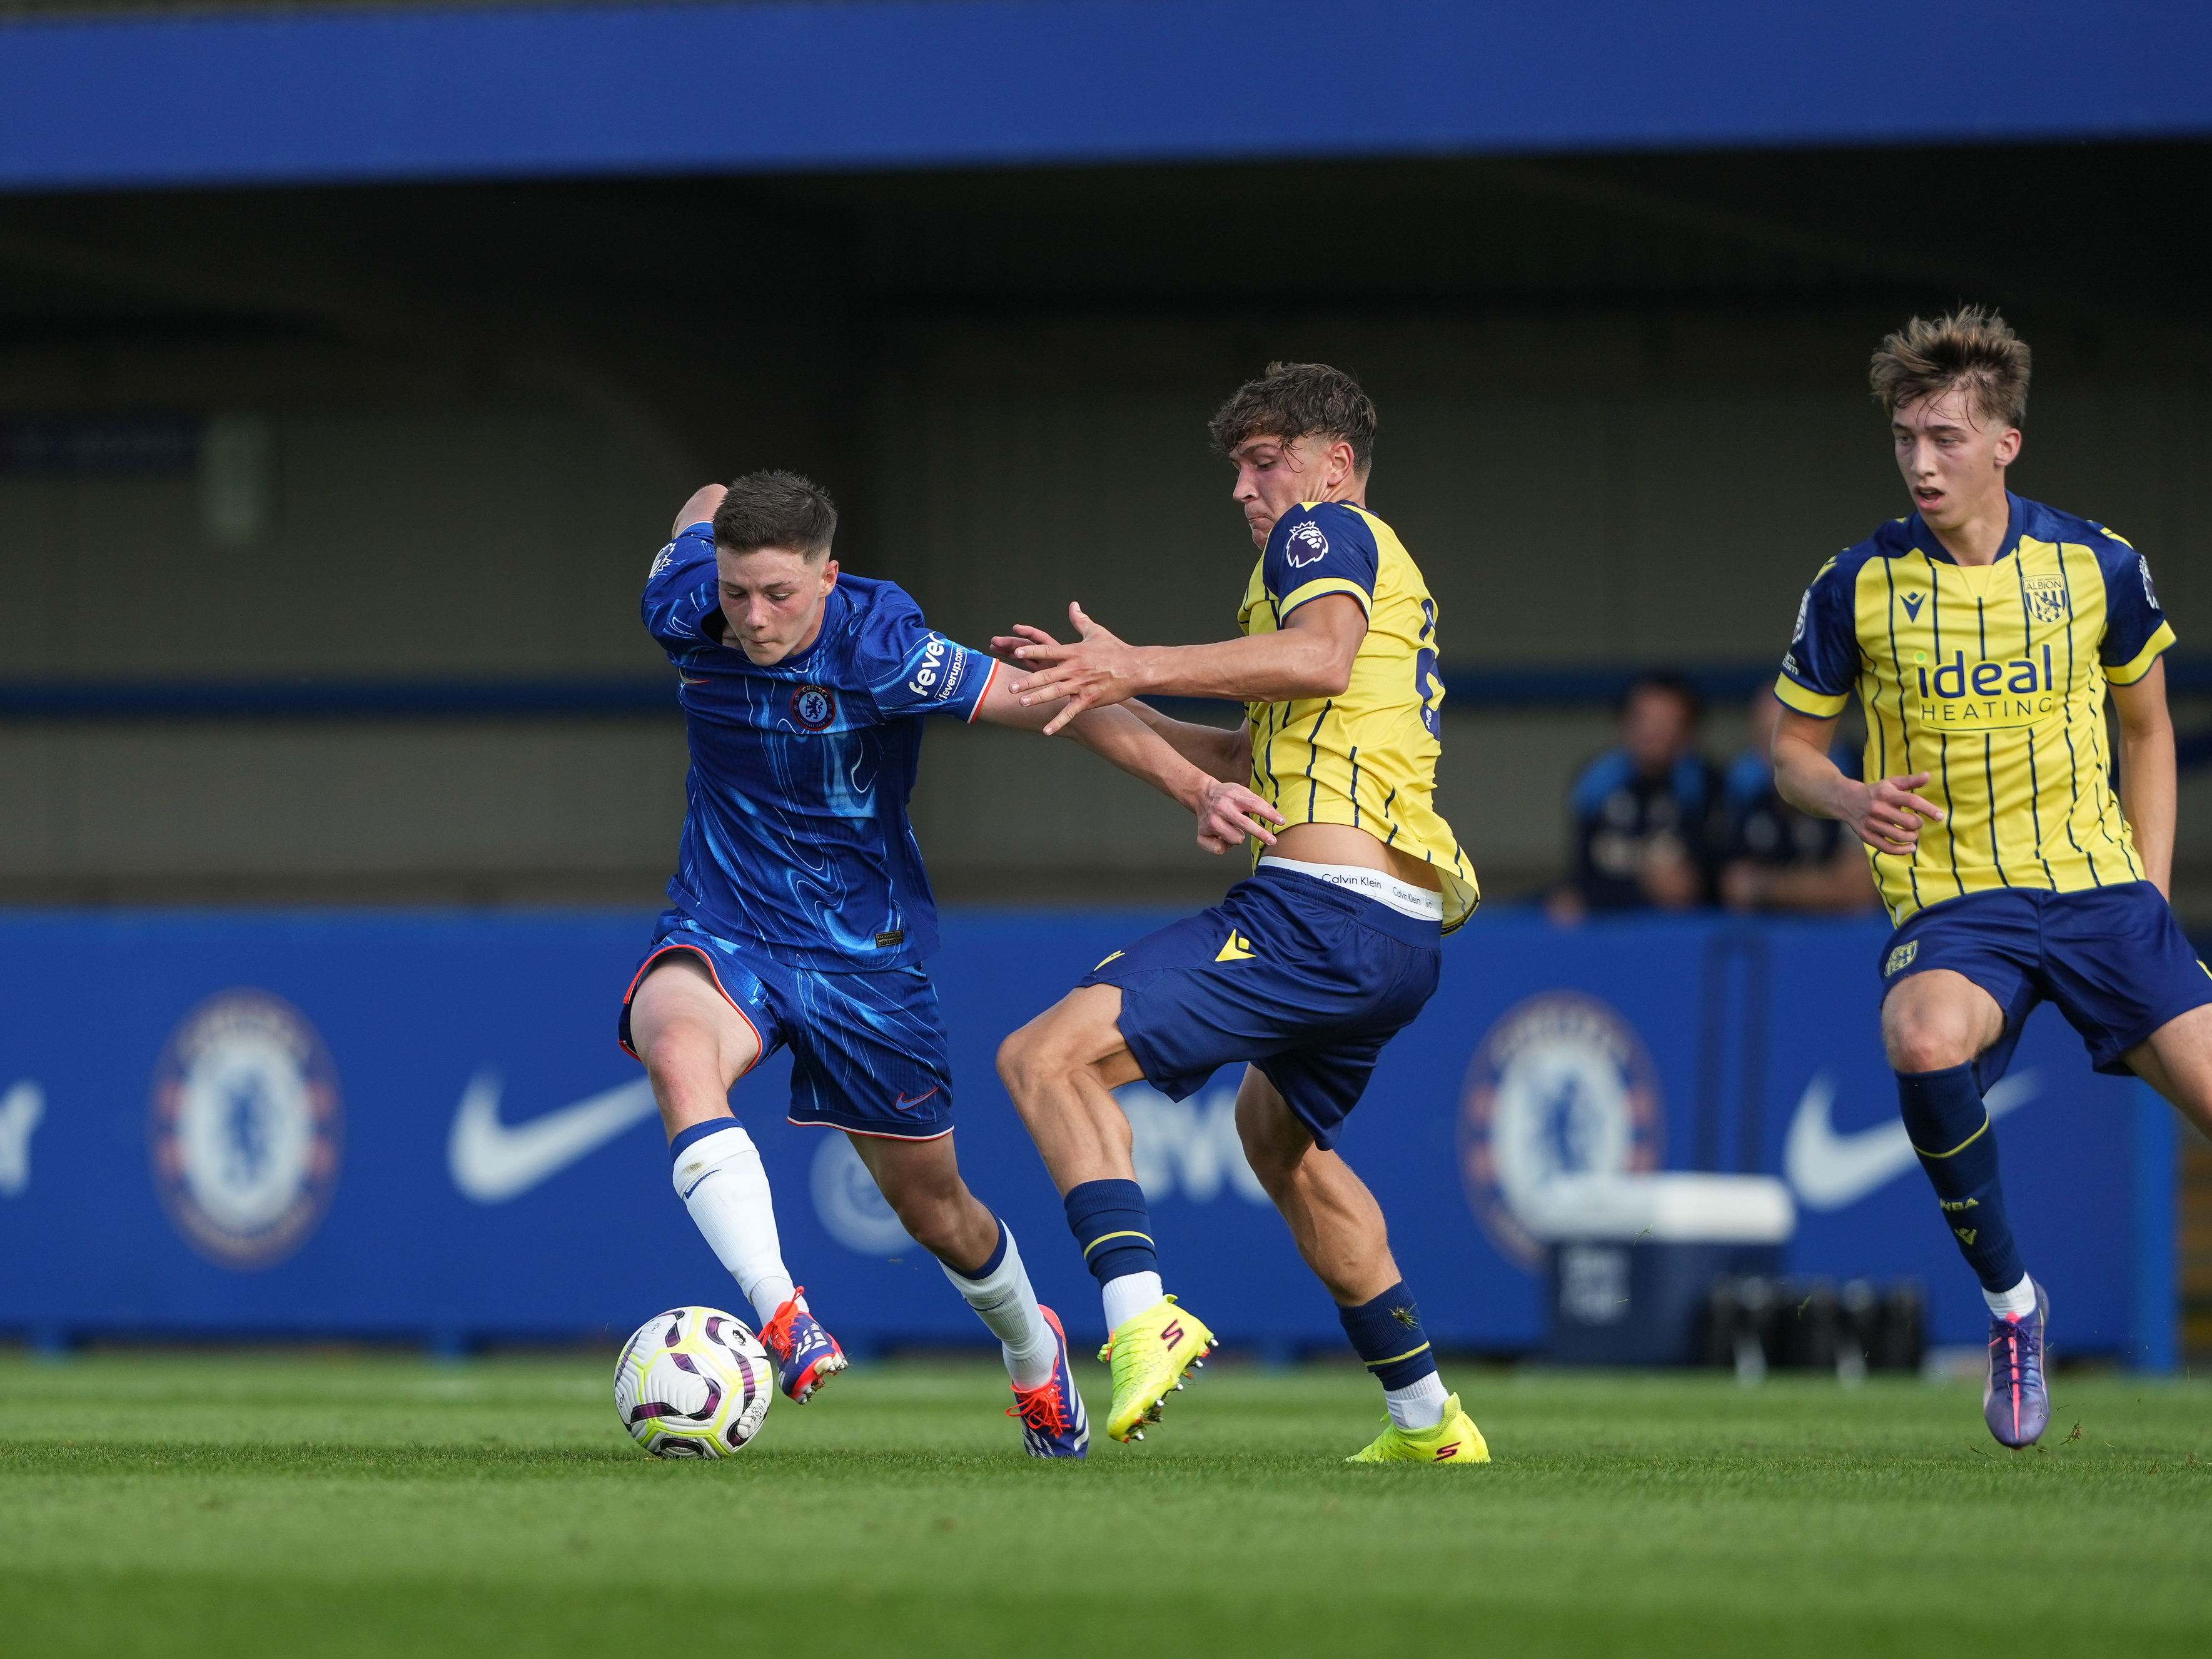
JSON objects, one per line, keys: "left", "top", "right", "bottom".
{"left": 2023, "top": 575, "right": 2069, "bottom": 625}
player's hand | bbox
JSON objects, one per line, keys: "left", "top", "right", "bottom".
{"left": 1845, "top": 772, "right": 1943, "bottom": 855}
{"left": 1191, "top": 779, "right": 1285, "bottom": 854}
{"left": 986, "top": 622, "right": 1063, "bottom": 667}
{"left": 1009, "top": 603, "right": 1150, "bottom": 735}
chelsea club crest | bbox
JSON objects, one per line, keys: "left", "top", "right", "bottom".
{"left": 1458, "top": 991, "right": 1664, "bottom": 1271}
{"left": 791, "top": 684, "right": 836, "bottom": 731}
{"left": 148, "top": 990, "right": 344, "bottom": 1271}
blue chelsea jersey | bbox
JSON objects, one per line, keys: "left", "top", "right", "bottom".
{"left": 642, "top": 523, "right": 1000, "bottom": 972}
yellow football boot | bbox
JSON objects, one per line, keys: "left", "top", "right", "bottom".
{"left": 1096, "top": 1295, "right": 1216, "bottom": 1443}
{"left": 1345, "top": 1394, "right": 1491, "bottom": 1465}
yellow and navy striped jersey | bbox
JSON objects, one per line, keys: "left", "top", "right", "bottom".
{"left": 1236, "top": 500, "right": 1478, "bottom": 932}
{"left": 1775, "top": 492, "right": 2175, "bottom": 925}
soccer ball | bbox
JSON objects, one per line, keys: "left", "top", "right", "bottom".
{"left": 614, "top": 1306, "right": 773, "bottom": 1458}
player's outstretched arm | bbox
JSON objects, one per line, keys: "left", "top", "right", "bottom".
{"left": 1772, "top": 704, "right": 1944, "bottom": 856}
{"left": 1070, "top": 706, "right": 1285, "bottom": 854}
{"left": 988, "top": 621, "right": 1250, "bottom": 777}
{"left": 2111, "top": 659, "right": 2176, "bottom": 896}
{"left": 1125, "top": 701, "right": 1251, "bottom": 783}
{"left": 972, "top": 675, "right": 1283, "bottom": 854}
{"left": 994, "top": 598, "right": 1363, "bottom": 736}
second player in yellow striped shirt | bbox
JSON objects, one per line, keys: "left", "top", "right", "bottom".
{"left": 1777, "top": 496, "right": 2171, "bottom": 920}
{"left": 1770, "top": 305, "right": 2212, "bottom": 1453}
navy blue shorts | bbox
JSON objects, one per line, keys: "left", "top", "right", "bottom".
{"left": 1879, "top": 882, "right": 2212, "bottom": 1082}
{"left": 1078, "top": 866, "right": 1442, "bottom": 1151}
{"left": 619, "top": 910, "right": 956, "bottom": 1140}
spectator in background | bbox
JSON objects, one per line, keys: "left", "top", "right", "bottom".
{"left": 1548, "top": 673, "right": 1722, "bottom": 922}
{"left": 1719, "top": 691, "right": 1880, "bottom": 914}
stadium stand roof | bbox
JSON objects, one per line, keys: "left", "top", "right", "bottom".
{"left": 0, "top": 0, "right": 2208, "bottom": 192}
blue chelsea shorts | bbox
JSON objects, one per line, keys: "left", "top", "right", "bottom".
{"left": 1878, "top": 882, "right": 2212, "bottom": 1083}
{"left": 620, "top": 909, "right": 956, "bottom": 1140}
{"left": 1078, "top": 865, "right": 1443, "bottom": 1151}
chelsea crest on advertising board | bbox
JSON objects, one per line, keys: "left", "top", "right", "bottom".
{"left": 1458, "top": 991, "right": 1664, "bottom": 1270}
{"left": 148, "top": 989, "right": 343, "bottom": 1271}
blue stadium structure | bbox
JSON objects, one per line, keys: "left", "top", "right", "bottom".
{"left": 0, "top": 1, "right": 2206, "bottom": 190}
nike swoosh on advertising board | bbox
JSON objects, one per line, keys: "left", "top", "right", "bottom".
{"left": 447, "top": 1071, "right": 659, "bottom": 1204}
{"left": 1783, "top": 1068, "right": 2041, "bottom": 1212}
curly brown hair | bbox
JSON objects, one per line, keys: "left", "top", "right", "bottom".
{"left": 1869, "top": 306, "right": 2031, "bottom": 430}
{"left": 1208, "top": 361, "right": 1378, "bottom": 473}
{"left": 712, "top": 470, "right": 838, "bottom": 560}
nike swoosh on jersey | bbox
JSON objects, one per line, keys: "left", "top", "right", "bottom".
{"left": 447, "top": 1070, "right": 660, "bottom": 1204}
{"left": 1783, "top": 1069, "right": 2040, "bottom": 1212}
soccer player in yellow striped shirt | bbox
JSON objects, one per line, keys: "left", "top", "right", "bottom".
{"left": 1772, "top": 307, "right": 2212, "bottom": 1447}
{"left": 992, "top": 362, "right": 1487, "bottom": 1465}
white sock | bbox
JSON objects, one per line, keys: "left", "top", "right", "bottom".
{"left": 1983, "top": 1273, "right": 2038, "bottom": 1319}
{"left": 1101, "top": 1270, "right": 1163, "bottom": 1334}
{"left": 1386, "top": 1371, "right": 1450, "bottom": 1432}
{"left": 941, "top": 1222, "right": 1058, "bottom": 1389}
{"left": 670, "top": 1124, "right": 797, "bottom": 1329}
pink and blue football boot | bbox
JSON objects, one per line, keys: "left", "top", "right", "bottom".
{"left": 1984, "top": 1280, "right": 2050, "bottom": 1448}
{"left": 1006, "top": 1306, "right": 1089, "bottom": 1458}
{"left": 759, "top": 1288, "right": 849, "bottom": 1404}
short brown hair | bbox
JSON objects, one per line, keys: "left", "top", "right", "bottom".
{"left": 1208, "top": 361, "right": 1378, "bottom": 473}
{"left": 713, "top": 470, "right": 837, "bottom": 560}
{"left": 1869, "top": 306, "right": 2031, "bottom": 430}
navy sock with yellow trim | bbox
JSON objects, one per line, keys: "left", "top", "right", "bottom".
{"left": 1338, "top": 1281, "right": 1439, "bottom": 1390}
{"left": 1063, "top": 1178, "right": 1157, "bottom": 1284}
{"left": 1897, "top": 1064, "right": 2027, "bottom": 1294}
{"left": 1064, "top": 1178, "right": 1161, "bottom": 1333}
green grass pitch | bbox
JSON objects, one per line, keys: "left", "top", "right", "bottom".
{"left": 1, "top": 1351, "right": 2206, "bottom": 1657}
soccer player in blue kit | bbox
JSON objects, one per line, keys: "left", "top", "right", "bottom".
{"left": 1771, "top": 308, "right": 2212, "bottom": 1446}
{"left": 622, "top": 471, "right": 1277, "bottom": 1458}
{"left": 992, "top": 363, "right": 1490, "bottom": 1463}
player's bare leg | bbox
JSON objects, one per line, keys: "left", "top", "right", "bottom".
{"left": 996, "top": 984, "right": 1147, "bottom": 1189}
{"left": 630, "top": 954, "right": 762, "bottom": 1139}
{"left": 847, "top": 1133, "right": 997, "bottom": 1265}
{"left": 1232, "top": 1067, "right": 1399, "bottom": 1304}
{"left": 1881, "top": 967, "right": 2046, "bottom": 1445}
{"left": 1235, "top": 1067, "right": 1486, "bottom": 1463}
{"left": 2120, "top": 1004, "right": 2212, "bottom": 1138}
{"left": 629, "top": 954, "right": 844, "bottom": 1401}
{"left": 997, "top": 987, "right": 1214, "bottom": 1443}
{"left": 1880, "top": 969, "right": 2006, "bottom": 1073}
{"left": 852, "top": 1134, "right": 1085, "bottom": 1455}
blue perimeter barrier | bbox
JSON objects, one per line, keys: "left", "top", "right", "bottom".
{"left": 0, "top": 907, "right": 2177, "bottom": 1365}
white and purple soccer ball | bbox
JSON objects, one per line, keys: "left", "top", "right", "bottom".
{"left": 614, "top": 1306, "right": 773, "bottom": 1458}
